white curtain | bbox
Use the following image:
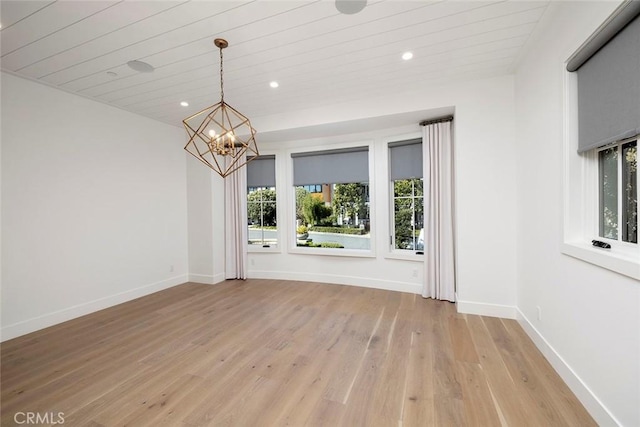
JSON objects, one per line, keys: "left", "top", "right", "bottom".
{"left": 224, "top": 156, "right": 248, "bottom": 279}
{"left": 422, "top": 120, "right": 456, "bottom": 301}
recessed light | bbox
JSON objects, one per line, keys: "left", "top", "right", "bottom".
{"left": 180, "top": 101, "right": 189, "bottom": 107}
{"left": 269, "top": 81, "right": 279, "bottom": 88}
{"left": 127, "top": 60, "right": 154, "bottom": 73}
{"left": 402, "top": 52, "right": 413, "bottom": 61}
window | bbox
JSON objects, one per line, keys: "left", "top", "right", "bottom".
{"left": 247, "top": 156, "right": 277, "bottom": 248}
{"left": 389, "top": 139, "right": 424, "bottom": 253}
{"left": 393, "top": 179, "right": 424, "bottom": 251}
{"left": 562, "top": 4, "right": 639, "bottom": 279}
{"left": 569, "top": 9, "right": 639, "bottom": 247}
{"left": 598, "top": 140, "right": 638, "bottom": 244}
{"left": 292, "top": 147, "right": 370, "bottom": 251}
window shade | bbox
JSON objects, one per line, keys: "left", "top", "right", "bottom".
{"left": 292, "top": 147, "right": 369, "bottom": 186}
{"left": 389, "top": 139, "right": 423, "bottom": 180}
{"left": 247, "top": 155, "right": 275, "bottom": 187}
{"left": 570, "top": 6, "right": 640, "bottom": 153}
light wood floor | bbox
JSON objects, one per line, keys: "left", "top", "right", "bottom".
{"left": 1, "top": 280, "right": 595, "bottom": 426}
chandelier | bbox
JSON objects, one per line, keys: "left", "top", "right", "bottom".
{"left": 183, "top": 38, "right": 258, "bottom": 178}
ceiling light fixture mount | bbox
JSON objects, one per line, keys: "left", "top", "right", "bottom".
{"left": 182, "top": 38, "right": 258, "bottom": 178}
{"left": 213, "top": 38, "right": 228, "bottom": 49}
{"left": 335, "top": 0, "right": 367, "bottom": 15}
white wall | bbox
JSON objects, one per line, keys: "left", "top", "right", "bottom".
{"left": 242, "top": 75, "right": 518, "bottom": 316}
{"left": 186, "top": 154, "right": 225, "bottom": 284}
{"left": 1, "top": 72, "right": 189, "bottom": 340}
{"left": 186, "top": 154, "right": 214, "bottom": 283}
{"left": 514, "top": 2, "right": 639, "bottom": 426}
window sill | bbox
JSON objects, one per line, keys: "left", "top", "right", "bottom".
{"left": 248, "top": 246, "right": 281, "bottom": 254}
{"left": 384, "top": 252, "right": 425, "bottom": 262}
{"left": 288, "top": 247, "right": 376, "bottom": 258}
{"left": 561, "top": 241, "right": 640, "bottom": 281}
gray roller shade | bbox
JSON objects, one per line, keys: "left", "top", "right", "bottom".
{"left": 389, "top": 139, "right": 423, "bottom": 180}
{"left": 571, "top": 9, "right": 640, "bottom": 153}
{"left": 566, "top": 1, "right": 640, "bottom": 72}
{"left": 292, "top": 147, "right": 369, "bottom": 186}
{"left": 247, "top": 155, "right": 275, "bottom": 187}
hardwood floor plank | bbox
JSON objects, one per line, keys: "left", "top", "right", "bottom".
{"left": 338, "top": 296, "right": 403, "bottom": 426}
{"left": 401, "top": 298, "right": 437, "bottom": 427}
{"left": 466, "top": 314, "right": 533, "bottom": 426}
{"left": 500, "top": 319, "right": 598, "bottom": 427}
{"left": 401, "top": 330, "right": 435, "bottom": 427}
{"left": 304, "top": 398, "right": 346, "bottom": 426}
{"left": 208, "top": 375, "right": 280, "bottom": 426}
{"left": 108, "top": 374, "right": 204, "bottom": 426}
{"left": 431, "top": 302, "right": 467, "bottom": 427}
{"left": 483, "top": 316, "right": 569, "bottom": 426}
{"left": 0, "top": 280, "right": 596, "bottom": 427}
{"left": 456, "top": 361, "right": 502, "bottom": 426}
{"left": 258, "top": 313, "right": 354, "bottom": 425}
{"left": 449, "top": 316, "right": 480, "bottom": 363}
{"left": 369, "top": 313, "right": 413, "bottom": 423}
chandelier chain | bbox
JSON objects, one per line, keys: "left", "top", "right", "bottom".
{"left": 219, "top": 46, "right": 224, "bottom": 102}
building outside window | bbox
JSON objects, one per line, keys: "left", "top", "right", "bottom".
{"left": 302, "top": 184, "right": 322, "bottom": 193}
{"left": 247, "top": 155, "right": 277, "bottom": 248}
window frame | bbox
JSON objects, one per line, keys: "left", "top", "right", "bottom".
{"left": 381, "top": 132, "right": 426, "bottom": 262}
{"left": 247, "top": 185, "right": 278, "bottom": 249}
{"left": 390, "top": 178, "right": 424, "bottom": 255}
{"left": 247, "top": 153, "right": 280, "bottom": 253}
{"left": 287, "top": 141, "right": 376, "bottom": 258}
{"left": 595, "top": 138, "right": 638, "bottom": 246}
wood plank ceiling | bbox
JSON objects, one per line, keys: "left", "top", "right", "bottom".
{"left": 1, "top": 1, "right": 550, "bottom": 128}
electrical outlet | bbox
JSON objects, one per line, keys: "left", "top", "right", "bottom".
{"left": 412, "top": 268, "right": 418, "bottom": 278}
{"left": 250, "top": 259, "right": 255, "bottom": 267}
{"left": 169, "top": 265, "right": 174, "bottom": 273}
{"left": 536, "top": 306, "right": 542, "bottom": 321}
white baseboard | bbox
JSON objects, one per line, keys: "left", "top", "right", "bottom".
{"left": 516, "top": 309, "right": 620, "bottom": 427}
{"left": 1, "top": 274, "right": 188, "bottom": 342}
{"left": 188, "top": 273, "right": 226, "bottom": 285}
{"left": 248, "top": 270, "right": 422, "bottom": 294}
{"left": 456, "top": 298, "right": 517, "bottom": 319}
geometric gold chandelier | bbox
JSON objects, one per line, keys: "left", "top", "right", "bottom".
{"left": 183, "top": 38, "right": 259, "bottom": 178}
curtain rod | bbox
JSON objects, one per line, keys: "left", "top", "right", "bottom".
{"left": 419, "top": 115, "right": 453, "bottom": 126}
